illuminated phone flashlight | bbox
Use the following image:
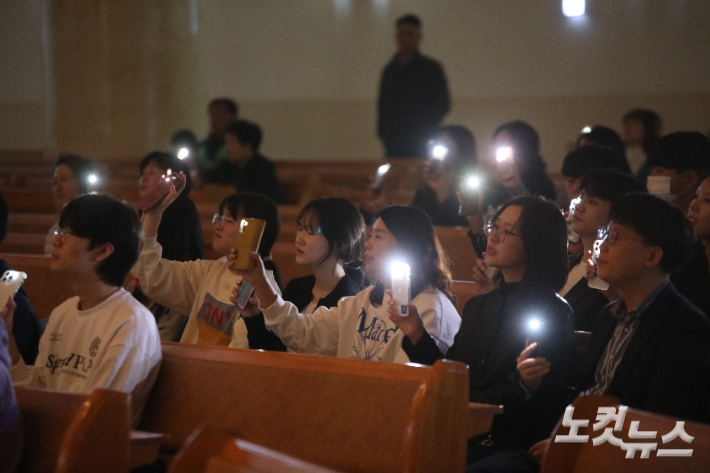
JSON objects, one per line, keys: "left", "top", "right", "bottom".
{"left": 177, "top": 147, "right": 190, "bottom": 160}
{"left": 581, "top": 126, "right": 592, "bottom": 134}
{"left": 466, "top": 176, "right": 480, "bottom": 189}
{"left": 377, "top": 163, "right": 391, "bottom": 178}
{"left": 240, "top": 219, "right": 249, "bottom": 232}
{"left": 496, "top": 146, "right": 513, "bottom": 163}
{"left": 569, "top": 196, "right": 581, "bottom": 214}
{"left": 390, "top": 261, "right": 411, "bottom": 315}
{"left": 87, "top": 174, "right": 98, "bottom": 185}
{"left": 527, "top": 317, "right": 542, "bottom": 345}
{"left": 431, "top": 144, "right": 449, "bottom": 160}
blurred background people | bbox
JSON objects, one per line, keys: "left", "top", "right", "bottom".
{"left": 622, "top": 108, "right": 662, "bottom": 182}
{"left": 197, "top": 97, "right": 238, "bottom": 179}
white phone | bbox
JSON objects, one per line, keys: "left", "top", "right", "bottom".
{"left": 0, "top": 270, "right": 27, "bottom": 311}
{"left": 588, "top": 240, "right": 610, "bottom": 291}
{"left": 390, "top": 262, "right": 411, "bottom": 315}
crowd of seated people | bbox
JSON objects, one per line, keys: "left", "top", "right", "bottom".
{"left": 4, "top": 94, "right": 710, "bottom": 473}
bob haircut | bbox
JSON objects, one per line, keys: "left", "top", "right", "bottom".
{"left": 55, "top": 154, "right": 96, "bottom": 194}
{"left": 298, "top": 197, "right": 365, "bottom": 265}
{"left": 608, "top": 193, "right": 695, "bottom": 274}
{"left": 58, "top": 194, "right": 142, "bottom": 287}
{"left": 375, "top": 205, "right": 453, "bottom": 301}
{"left": 139, "top": 151, "right": 193, "bottom": 195}
{"left": 561, "top": 145, "right": 629, "bottom": 179}
{"left": 579, "top": 169, "right": 646, "bottom": 204}
{"left": 490, "top": 196, "right": 568, "bottom": 294}
{"left": 218, "top": 192, "right": 280, "bottom": 257}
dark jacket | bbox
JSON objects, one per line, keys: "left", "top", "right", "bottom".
{"left": 671, "top": 239, "right": 710, "bottom": 318}
{"left": 536, "top": 282, "right": 710, "bottom": 424}
{"left": 563, "top": 254, "right": 610, "bottom": 332}
{"left": 0, "top": 259, "right": 41, "bottom": 365}
{"left": 377, "top": 52, "right": 450, "bottom": 158}
{"left": 245, "top": 274, "right": 363, "bottom": 352}
{"left": 403, "top": 283, "right": 575, "bottom": 448}
{"left": 206, "top": 154, "right": 281, "bottom": 203}
{"left": 411, "top": 186, "right": 468, "bottom": 227}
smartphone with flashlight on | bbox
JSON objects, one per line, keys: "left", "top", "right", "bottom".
{"left": 138, "top": 169, "right": 186, "bottom": 212}
{"left": 588, "top": 228, "right": 610, "bottom": 291}
{"left": 567, "top": 197, "right": 581, "bottom": 243}
{"left": 459, "top": 176, "right": 481, "bottom": 216}
{"left": 371, "top": 163, "right": 391, "bottom": 190}
{"left": 427, "top": 142, "right": 449, "bottom": 175}
{"left": 390, "top": 262, "right": 411, "bottom": 315}
{"left": 0, "top": 270, "right": 27, "bottom": 312}
{"left": 526, "top": 317, "right": 543, "bottom": 355}
{"left": 232, "top": 218, "right": 266, "bottom": 271}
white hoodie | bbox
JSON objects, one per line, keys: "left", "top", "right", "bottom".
{"left": 261, "top": 286, "right": 461, "bottom": 363}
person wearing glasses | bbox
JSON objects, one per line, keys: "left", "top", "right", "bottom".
{"left": 131, "top": 187, "right": 281, "bottom": 349}
{"left": 560, "top": 170, "right": 644, "bottom": 331}
{"left": 516, "top": 193, "right": 710, "bottom": 472}
{"left": 6, "top": 194, "right": 161, "bottom": 428}
{"left": 388, "top": 196, "right": 575, "bottom": 471}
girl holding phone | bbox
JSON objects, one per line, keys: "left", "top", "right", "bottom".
{"left": 232, "top": 206, "right": 460, "bottom": 362}
{"left": 389, "top": 196, "right": 575, "bottom": 468}
{"left": 131, "top": 184, "right": 281, "bottom": 349}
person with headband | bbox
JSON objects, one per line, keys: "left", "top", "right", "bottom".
{"left": 131, "top": 186, "right": 281, "bottom": 349}
{"left": 232, "top": 206, "right": 460, "bottom": 362}
{"left": 389, "top": 196, "right": 575, "bottom": 471}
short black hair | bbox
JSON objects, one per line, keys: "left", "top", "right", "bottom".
{"left": 577, "top": 126, "right": 629, "bottom": 173}
{"left": 225, "top": 120, "right": 263, "bottom": 152}
{"left": 58, "top": 194, "right": 142, "bottom": 287}
{"left": 218, "top": 192, "right": 280, "bottom": 256}
{"left": 298, "top": 197, "right": 365, "bottom": 265}
{"left": 646, "top": 131, "right": 710, "bottom": 176}
{"left": 561, "top": 145, "right": 629, "bottom": 179}
{"left": 170, "top": 129, "right": 198, "bottom": 149}
{"left": 396, "top": 14, "right": 421, "bottom": 28}
{"left": 491, "top": 196, "right": 568, "bottom": 294}
{"left": 608, "top": 193, "right": 695, "bottom": 273}
{"left": 579, "top": 169, "right": 646, "bottom": 204}
{"left": 0, "top": 192, "right": 8, "bottom": 246}
{"left": 208, "top": 98, "right": 238, "bottom": 116}
{"left": 432, "top": 125, "right": 477, "bottom": 167}
{"left": 139, "top": 151, "right": 193, "bottom": 195}
{"left": 55, "top": 154, "right": 96, "bottom": 194}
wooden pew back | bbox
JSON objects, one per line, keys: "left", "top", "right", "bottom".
{"left": 435, "top": 226, "right": 476, "bottom": 281}
{"left": 170, "top": 425, "right": 341, "bottom": 473}
{"left": 542, "top": 394, "right": 710, "bottom": 473}
{"left": 140, "top": 344, "right": 469, "bottom": 473}
{"left": 15, "top": 387, "right": 131, "bottom": 473}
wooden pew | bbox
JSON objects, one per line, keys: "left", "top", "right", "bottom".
{"left": 435, "top": 226, "right": 476, "bottom": 282}
{"left": 1, "top": 253, "right": 75, "bottom": 319}
{"left": 170, "top": 425, "right": 341, "bottom": 473}
{"left": 139, "top": 343, "right": 470, "bottom": 473}
{"left": 451, "top": 280, "right": 479, "bottom": 315}
{"left": 8, "top": 212, "right": 57, "bottom": 234}
{"left": 542, "top": 394, "right": 710, "bottom": 473}
{"left": 15, "top": 387, "right": 131, "bottom": 473}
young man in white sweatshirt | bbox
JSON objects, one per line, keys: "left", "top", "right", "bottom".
{"left": 4, "top": 194, "right": 162, "bottom": 427}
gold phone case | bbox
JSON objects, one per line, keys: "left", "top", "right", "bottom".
{"left": 231, "top": 218, "right": 266, "bottom": 270}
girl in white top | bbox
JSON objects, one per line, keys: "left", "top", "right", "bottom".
{"left": 131, "top": 177, "right": 281, "bottom": 349}
{"left": 231, "top": 205, "right": 461, "bottom": 363}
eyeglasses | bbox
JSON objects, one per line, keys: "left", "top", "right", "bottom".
{"left": 53, "top": 228, "right": 76, "bottom": 242}
{"left": 483, "top": 222, "right": 521, "bottom": 242}
{"left": 212, "top": 213, "right": 237, "bottom": 227}
{"left": 602, "top": 228, "right": 647, "bottom": 246}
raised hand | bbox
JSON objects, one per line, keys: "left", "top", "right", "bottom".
{"left": 228, "top": 250, "right": 278, "bottom": 309}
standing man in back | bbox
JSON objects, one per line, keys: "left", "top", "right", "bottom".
{"left": 378, "top": 14, "right": 450, "bottom": 158}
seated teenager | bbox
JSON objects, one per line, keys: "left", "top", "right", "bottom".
{"left": 45, "top": 154, "right": 97, "bottom": 255}
{"left": 131, "top": 187, "right": 281, "bottom": 349}
{"left": 575, "top": 125, "right": 630, "bottom": 174}
{"left": 0, "top": 193, "right": 42, "bottom": 364}
{"left": 233, "top": 206, "right": 460, "bottom": 362}
{"left": 646, "top": 131, "right": 710, "bottom": 214}
{"left": 132, "top": 151, "right": 205, "bottom": 342}
{"left": 677, "top": 172, "right": 710, "bottom": 317}
{"left": 561, "top": 170, "right": 645, "bottom": 331}
{"left": 206, "top": 120, "right": 281, "bottom": 203}
{"left": 388, "top": 196, "right": 575, "bottom": 470}
{"left": 242, "top": 197, "right": 369, "bottom": 351}
{"left": 519, "top": 193, "right": 710, "bottom": 468}
{"left": 7, "top": 194, "right": 162, "bottom": 427}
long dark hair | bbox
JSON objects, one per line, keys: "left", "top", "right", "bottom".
{"left": 490, "top": 196, "right": 568, "bottom": 294}
{"left": 623, "top": 108, "right": 662, "bottom": 154}
{"left": 370, "top": 206, "right": 453, "bottom": 304}
{"left": 298, "top": 197, "right": 370, "bottom": 286}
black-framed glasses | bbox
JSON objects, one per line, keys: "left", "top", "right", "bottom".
{"left": 483, "top": 222, "right": 522, "bottom": 242}
{"left": 211, "top": 213, "right": 237, "bottom": 227}
{"left": 603, "top": 228, "right": 646, "bottom": 246}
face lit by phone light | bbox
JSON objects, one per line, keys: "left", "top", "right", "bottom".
{"left": 363, "top": 218, "right": 400, "bottom": 282}
{"left": 295, "top": 212, "right": 331, "bottom": 270}
{"left": 496, "top": 146, "right": 513, "bottom": 163}
{"left": 139, "top": 162, "right": 167, "bottom": 199}
{"left": 211, "top": 210, "right": 241, "bottom": 257}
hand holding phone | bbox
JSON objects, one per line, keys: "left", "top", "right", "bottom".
{"left": 0, "top": 270, "right": 27, "bottom": 312}
{"left": 138, "top": 169, "right": 186, "bottom": 213}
